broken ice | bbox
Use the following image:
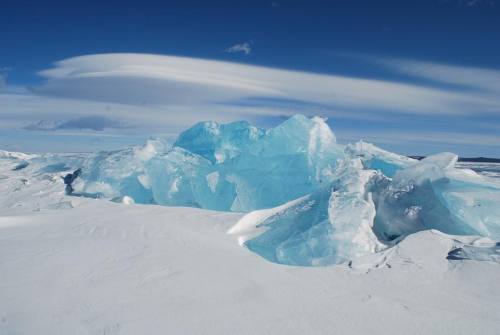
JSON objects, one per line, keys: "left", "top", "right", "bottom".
{"left": 12, "top": 115, "right": 500, "bottom": 266}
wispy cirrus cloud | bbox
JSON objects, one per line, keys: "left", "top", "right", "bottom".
{"left": 439, "top": 0, "right": 496, "bottom": 7}
{"left": 364, "top": 56, "right": 500, "bottom": 93}
{"left": 224, "top": 42, "right": 252, "bottom": 55}
{"left": 24, "top": 115, "right": 130, "bottom": 131}
{"left": 454, "top": 0, "right": 495, "bottom": 7}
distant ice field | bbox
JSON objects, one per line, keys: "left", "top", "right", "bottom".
{"left": 457, "top": 162, "right": 500, "bottom": 179}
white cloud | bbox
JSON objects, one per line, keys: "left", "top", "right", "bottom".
{"left": 366, "top": 56, "right": 500, "bottom": 94}
{"left": 24, "top": 115, "right": 129, "bottom": 131}
{"left": 224, "top": 43, "right": 252, "bottom": 55}
{"left": 0, "top": 91, "right": 239, "bottom": 132}
{"left": 30, "top": 53, "right": 500, "bottom": 116}
{"left": 2, "top": 53, "right": 500, "bottom": 155}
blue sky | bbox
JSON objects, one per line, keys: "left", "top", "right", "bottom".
{"left": 1, "top": 0, "right": 500, "bottom": 156}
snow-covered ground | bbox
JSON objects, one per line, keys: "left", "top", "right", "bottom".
{"left": 1, "top": 151, "right": 500, "bottom": 334}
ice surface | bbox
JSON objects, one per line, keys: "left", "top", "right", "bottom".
{"left": 374, "top": 153, "right": 500, "bottom": 242}
{"left": 4, "top": 115, "right": 500, "bottom": 266}
{"left": 237, "top": 158, "right": 385, "bottom": 266}
{"left": 74, "top": 138, "right": 169, "bottom": 201}
{"left": 456, "top": 161, "right": 500, "bottom": 179}
{"left": 0, "top": 150, "right": 34, "bottom": 160}
{"left": 174, "top": 120, "right": 264, "bottom": 163}
{"left": 73, "top": 115, "right": 345, "bottom": 212}
{"left": 447, "top": 242, "right": 500, "bottom": 262}
{"left": 345, "top": 141, "right": 416, "bottom": 177}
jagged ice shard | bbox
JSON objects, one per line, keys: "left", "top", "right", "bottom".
{"left": 23, "top": 115, "right": 500, "bottom": 266}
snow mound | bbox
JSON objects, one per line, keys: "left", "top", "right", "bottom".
{"left": 4, "top": 115, "right": 500, "bottom": 266}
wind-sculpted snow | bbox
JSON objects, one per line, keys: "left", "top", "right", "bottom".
{"left": 3, "top": 115, "right": 500, "bottom": 266}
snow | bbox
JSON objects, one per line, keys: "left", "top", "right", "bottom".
{"left": 1, "top": 177, "right": 500, "bottom": 334}
{"left": 1, "top": 115, "right": 500, "bottom": 333}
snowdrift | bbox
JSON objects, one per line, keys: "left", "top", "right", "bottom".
{"left": 6, "top": 115, "right": 500, "bottom": 266}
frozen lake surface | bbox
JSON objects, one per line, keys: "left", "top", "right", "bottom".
{"left": 1, "top": 116, "right": 500, "bottom": 334}
{"left": 457, "top": 162, "right": 500, "bottom": 179}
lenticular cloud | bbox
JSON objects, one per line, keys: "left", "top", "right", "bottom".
{"left": 23, "top": 115, "right": 500, "bottom": 266}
